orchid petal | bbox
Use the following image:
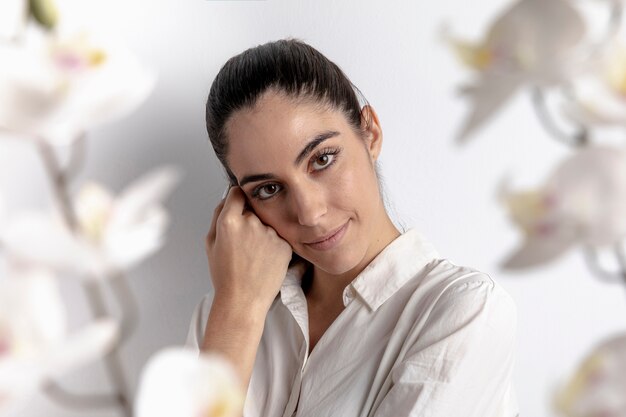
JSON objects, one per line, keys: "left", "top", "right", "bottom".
{"left": 450, "top": 0, "right": 587, "bottom": 141}
{"left": 112, "top": 165, "right": 182, "bottom": 229}
{"left": 135, "top": 348, "right": 244, "bottom": 417}
{"left": 563, "top": 42, "right": 626, "bottom": 126}
{"left": 456, "top": 75, "right": 523, "bottom": 142}
{"left": 0, "top": 269, "right": 66, "bottom": 350}
{"left": 0, "top": 269, "right": 119, "bottom": 406}
{"left": 501, "top": 234, "right": 577, "bottom": 269}
{"left": 485, "top": 0, "right": 585, "bottom": 83}
{"left": 43, "top": 319, "right": 118, "bottom": 379}
{"left": 1, "top": 211, "right": 90, "bottom": 272}
{"left": 500, "top": 145, "right": 626, "bottom": 270}
{"left": 105, "top": 208, "right": 168, "bottom": 270}
{"left": 75, "top": 181, "right": 114, "bottom": 242}
{"left": 0, "top": 30, "right": 155, "bottom": 146}
{"left": 0, "top": 0, "right": 27, "bottom": 40}
{"left": 547, "top": 146, "right": 626, "bottom": 246}
{"left": 554, "top": 333, "right": 626, "bottom": 417}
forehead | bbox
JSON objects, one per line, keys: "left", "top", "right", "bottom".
{"left": 224, "top": 91, "right": 351, "bottom": 175}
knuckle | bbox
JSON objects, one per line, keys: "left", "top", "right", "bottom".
{"left": 219, "top": 214, "right": 239, "bottom": 231}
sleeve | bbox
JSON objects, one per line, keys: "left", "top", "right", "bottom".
{"left": 371, "top": 277, "right": 519, "bottom": 417}
{"left": 184, "top": 290, "right": 215, "bottom": 352}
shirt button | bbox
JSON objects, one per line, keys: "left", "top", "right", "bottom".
{"left": 344, "top": 287, "right": 354, "bottom": 303}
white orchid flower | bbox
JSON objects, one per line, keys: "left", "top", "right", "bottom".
{"left": 563, "top": 40, "right": 626, "bottom": 126}
{"left": 554, "top": 333, "right": 626, "bottom": 417}
{"left": 0, "top": 0, "right": 28, "bottom": 40}
{"left": 0, "top": 166, "right": 182, "bottom": 278}
{"left": 134, "top": 348, "right": 244, "bottom": 417}
{"left": 0, "top": 268, "right": 118, "bottom": 410}
{"left": 444, "top": 0, "right": 586, "bottom": 141}
{"left": 499, "top": 145, "right": 626, "bottom": 269}
{"left": 73, "top": 165, "right": 182, "bottom": 276}
{"left": 0, "top": 27, "right": 155, "bottom": 146}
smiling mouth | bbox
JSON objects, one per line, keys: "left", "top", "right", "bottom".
{"left": 305, "top": 221, "right": 348, "bottom": 249}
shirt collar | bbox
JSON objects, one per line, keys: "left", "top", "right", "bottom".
{"left": 279, "top": 228, "right": 440, "bottom": 312}
{"left": 348, "top": 228, "right": 440, "bottom": 311}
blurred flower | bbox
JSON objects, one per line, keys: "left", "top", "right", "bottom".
{"left": 0, "top": 0, "right": 28, "bottom": 40}
{"left": 563, "top": 40, "right": 626, "bottom": 126}
{"left": 0, "top": 166, "right": 182, "bottom": 278}
{"left": 0, "top": 28, "right": 155, "bottom": 146}
{"left": 134, "top": 348, "right": 244, "bottom": 417}
{"left": 0, "top": 210, "right": 84, "bottom": 273}
{"left": 0, "top": 268, "right": 118, "bottom": 410}
{"left": 443, "top": 0, "right": 586, "bottom": 141}
{"left": 73, "top": 165, "right": 182, "bottom": 276}
{"left": 554, "top": 333, "right": 626, "bottom": 417}
{"left": 29, "top": 0, "right": 60, "bottom": 30}
{"left": 499, "top": 145, "right": 626, "bottom": 269}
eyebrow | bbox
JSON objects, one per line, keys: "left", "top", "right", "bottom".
{"left": 238, "top": 130, "right": 340, "bottom": 187}
{"left": 294, "top": 130, "right": 340, "bottom": 165}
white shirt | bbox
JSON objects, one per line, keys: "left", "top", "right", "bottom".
{"left": 186, "top": 228, "right": 519, "bottom": 417}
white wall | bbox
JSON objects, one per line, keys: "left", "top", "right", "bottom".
{"left": 3, "top": 0, "right": 626, "bottom": 416}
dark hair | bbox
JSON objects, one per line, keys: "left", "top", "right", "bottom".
{"left": 205, "top": 37, "right": 371, "bottom": 185}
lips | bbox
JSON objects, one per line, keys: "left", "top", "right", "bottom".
{"left": 305, "top": 222, "right": 348, "bottom": 250}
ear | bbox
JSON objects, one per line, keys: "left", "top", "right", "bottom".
{"left": 360, "top": 105, "right": 383, "bottom": 163}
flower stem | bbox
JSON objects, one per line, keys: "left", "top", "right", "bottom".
{"left": 612, "top": 243, "right": 626, "bottom": 286}
{"left": 36, "top": 137, "right": 134, "bottom": 417}
{"left": 84, "top": 280, "right": 133, "bottom": 417}
{"left": 36, "top": 139, "right": 78, "bottom": 230}
{"left": 64, "top": 132, "right": 88, "bottom": 180}
{"left": 583, "top": 245, "right": 626, "bottom": 285}
{"left": 530, "top": 87, "right": 588, "bottom": 148}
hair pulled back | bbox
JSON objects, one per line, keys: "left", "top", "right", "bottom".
{"left": 205, "top": 37, "right": 370, "bottom": 185}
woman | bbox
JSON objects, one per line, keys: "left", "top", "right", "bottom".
{"left": 187, "top": 38, "right": 519, "bottom": 417}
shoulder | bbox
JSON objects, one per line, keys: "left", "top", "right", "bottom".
{"left": 385, "top": 254, "right": 519, "bottom": 349}
{"left": 422, "top": 258, "right": 514, "bottom": 306}
{"left": 383, "top": 261, "right": 520, "bottom": 416}
{"left": 394, "top": 260, "right": 518, "bottom": 384}
{"left": 416, "top": 259, "right": 518, "bottom": 342}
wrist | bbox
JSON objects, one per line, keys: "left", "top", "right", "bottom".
{"left": 209, "top": 294, "right": 269, "bottom": 328}
{"left": 212, "top": 291, "right": 274, "bottom": 318}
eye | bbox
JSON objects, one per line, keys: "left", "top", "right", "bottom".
{"left": 312, "top": 154, "right": 334, "bottom": 170}
{"left": 253, "top": 183, "right": 282, "bottom": 200}
{"left": 311, "top": 147, "right": 341, "bottom": 171}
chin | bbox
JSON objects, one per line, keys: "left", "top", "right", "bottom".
{"left": 299, "top": 245, "right": 365, "bottom": 276}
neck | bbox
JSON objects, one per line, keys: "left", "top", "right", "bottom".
{"left": 305, "top": 214, "right": 400, "bottom": 307}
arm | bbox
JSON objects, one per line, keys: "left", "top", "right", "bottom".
{"left": 372, "top": 278, "right": 519, "bottom": 417}
{"left": 198, "top": 186, "right": 292, "bottom": 410}
{"left": 200, "top": 295, "right": 267, "bottom": 392}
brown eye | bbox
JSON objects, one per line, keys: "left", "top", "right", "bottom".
{"left": 312, "top": 153, "right": 334, "bottom": 170}
{"left": 256, "top": 183, "right": 281, "bottom": 200}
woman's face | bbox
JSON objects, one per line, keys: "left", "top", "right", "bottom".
{"left": 224, "top": 90, "right": 387, "bottom": 275}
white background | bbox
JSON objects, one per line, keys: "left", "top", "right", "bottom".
{"left": 2, "top": 0, "right": 626, "bottom": 416}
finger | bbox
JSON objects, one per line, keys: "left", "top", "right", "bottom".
{"left": 207, "top": 194, "right": 227, "bottom": 243}
{"left": 220, "top": 186, "right": 247, "bottom": 219}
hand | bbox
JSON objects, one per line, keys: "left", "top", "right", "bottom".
{"left": 205, "top": 186, "right": 293, "bottom": 313}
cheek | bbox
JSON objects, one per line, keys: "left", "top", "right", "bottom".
{"left": 330, "top": 159, "right": 378, "bottom": 210}
{"left": 249, "top": 201, "right": 298, "bottom": 243}
{"left": 250, "top": 202, "right": 282, "bottom": 227}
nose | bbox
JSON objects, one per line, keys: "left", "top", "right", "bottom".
{"left": 290, "top": 181, "right": 327, "bottom": 226}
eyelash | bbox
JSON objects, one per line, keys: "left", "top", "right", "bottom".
{"left": 251, "top": 146, "right": 342, "bottom": 201}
